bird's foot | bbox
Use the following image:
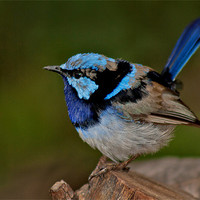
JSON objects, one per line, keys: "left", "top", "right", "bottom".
{"left": 88, "top": 162, "right": 129, "bottom": 181}
{"left": 88, "top": 155, "right": 138, "bottom": 181}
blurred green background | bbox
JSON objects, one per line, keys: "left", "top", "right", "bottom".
{"left": 0, "top": 1, "right": 200, "bottom": 199}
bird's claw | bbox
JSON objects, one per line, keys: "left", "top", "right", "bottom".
{"left": 88, "top": 167, "right": 107, "bottom": 181}
{"left": 88, "top": 162, "right": 130, "bottom": 181}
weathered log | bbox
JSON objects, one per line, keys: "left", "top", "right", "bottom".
{"left": 50, "top": 180, "right": 74, "bottom": 200}
{"left": 50, "top": 170, "right": 197, "bottom": 200}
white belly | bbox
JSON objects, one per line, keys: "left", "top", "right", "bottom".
{"left": 76, "top": 107, "right": 175, "bottom": 162}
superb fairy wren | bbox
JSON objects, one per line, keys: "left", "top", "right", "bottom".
{"left": 44, "top": 18, "right": 200, "bottom": 178}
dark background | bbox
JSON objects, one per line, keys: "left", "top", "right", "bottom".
{"left": 0, "top": 2, "right": 200, "bottom": 199}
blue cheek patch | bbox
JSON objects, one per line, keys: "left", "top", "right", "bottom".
{"left": 105, "top": 64, "right": 137, "bottom": 100}
{"left": 60, "top": 53, "right": 115, "bottom": 71}
{"left": 67, "top": 76, "right": 99, "bottom": 100}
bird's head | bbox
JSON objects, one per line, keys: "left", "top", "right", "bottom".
{"left": 44, "top": 53, "right": 132, "bottom": 102}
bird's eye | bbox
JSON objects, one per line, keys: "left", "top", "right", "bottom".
{"left": 74, "top": 71, "right": 83, "bottom": 79}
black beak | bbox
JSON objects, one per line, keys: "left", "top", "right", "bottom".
{"left": 44, "top": 65, "right": 70, "bottom": 78}
{"left": 43, "top": 65, "right": 62, "bottom": 74}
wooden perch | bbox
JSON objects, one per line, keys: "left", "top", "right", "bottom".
{"left": 50, "top": 169, "right": 196, "bottom": 200}
{"left": 50, "top": 180, "right": 74, "bottom": 200}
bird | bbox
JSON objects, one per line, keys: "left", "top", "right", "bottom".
{"left": 44, "top": 18, "right": 200, "bottom": 179}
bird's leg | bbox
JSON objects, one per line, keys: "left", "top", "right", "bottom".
{"left": 88, "top": 155, "right": 138, "bottom": 181}
{"left": 115, "top": 155, "right": 138, "bottom": 171}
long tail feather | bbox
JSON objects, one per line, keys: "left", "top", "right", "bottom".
{"left": 161, "top": 18, "right": 200, "bottom": 82}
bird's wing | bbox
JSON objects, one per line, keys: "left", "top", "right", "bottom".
{"left": 113, "top": 70, "right": 200, "bottom": 127}
{"left": 143, "top": 82, "right": 199, "bottom": 126}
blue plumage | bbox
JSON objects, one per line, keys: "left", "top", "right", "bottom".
{"left": 63, "top": 77, "right": 96, "bottom": 126}
{"left": 162, "top": 18, "right": 200, "bottom": 81}
{"left": 60, "top": 53, "right": 115, "bottom": 71}
{"left": 67, "top": 76, "right": 99, "bottom": 100}
{"left": 104, "top": 64, "right": 138, "bottom": 100}
{"left": 44, "top": 18, "right": 200, "bottom": 177}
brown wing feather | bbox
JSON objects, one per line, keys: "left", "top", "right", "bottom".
{"left": 114, "top": 79, "right": 200, "bottom": 128}
{"left": 146, "top": 82, "right": 199, "bottom": 126}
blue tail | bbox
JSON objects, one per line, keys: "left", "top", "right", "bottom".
{"left": 161, "top": 18, "right": 200, "bottom": 82}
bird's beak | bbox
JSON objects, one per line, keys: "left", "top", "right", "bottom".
{"left": 43, "top": 66, "right": 62, "bottom": 74}
{"left": 44, "top": 65, "right": 70, "bottom": 77}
